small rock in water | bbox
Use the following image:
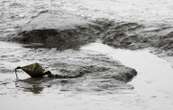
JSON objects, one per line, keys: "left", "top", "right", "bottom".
{"left": 15, "top": 63, "right": 51, "bottom": 78}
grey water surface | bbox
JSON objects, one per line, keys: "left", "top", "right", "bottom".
{"left": 1, "top": 0, "right": 173, "bottom": 110}
{"left": 0, "top": 41, "right": 173, "bottom": 110}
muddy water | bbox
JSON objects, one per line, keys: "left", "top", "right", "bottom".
{"left": 0, "top": 41, "right": 173, "bottom": 110}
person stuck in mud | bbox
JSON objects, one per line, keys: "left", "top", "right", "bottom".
{"left": 15, "top": 63, "right": 84, "bottom": 80}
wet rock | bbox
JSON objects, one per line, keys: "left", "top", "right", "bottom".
{"left": 100, "top": 21, "right": 149, "bottom": 49}
{"left": 38, "top": 50, "right": 137, "bottom": 83}
{"left": 11, "top": 13, "right": 173, "bottom": 55}
{"left": 75, "top": 65, "right": 137, "bottom": 83}
{"left": 156, "top": 32, "right": 173, "bottom": 50}
{"left": 12, "top": 11, "right": 98, "bottom": 50}
{"left": 16, "top": 50, "right": 137, "bottom": 93}
{"left": 97, "top": 19, "right": 173, "bottom": 55}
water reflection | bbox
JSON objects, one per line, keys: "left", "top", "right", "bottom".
{"left": 23, "top": 85, "right": 44, "bottom": 94}
{"left": 15, "top": 78, "right": 46, "bottom": 94}
{"left": 14, "top": 76, "right": 134, "bottom": 94}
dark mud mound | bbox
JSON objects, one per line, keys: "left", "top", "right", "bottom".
{"left": 12, "top": 12, "right": 98, "bottom": 50}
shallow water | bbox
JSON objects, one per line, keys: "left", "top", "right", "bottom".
{"left": 82, "top": 43, "right": 173, "bottom": 95}
{"left": 0, "top": 41, "right": 173, "bottom": 110}
{"left": 1, "top": 0, "right": 173, "bottom": 110}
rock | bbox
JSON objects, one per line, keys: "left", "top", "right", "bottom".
{"left": 12, "top": 11, "right": 98, "bottom": 50}
{"left": 11, "top": 13, "right": 173, "bottom": 54}
{"left": 77, "top": 65, "right": 137, "bottom": 83}
{"left": 33, "top": 49, "right": 137, "bottom": 83}
{"left": 96, "top": 19, "right": 173, "bottom": 54}
{"left": 7, "top": 14, "right": 138, "bottom": 92}
{"left": 16, "top": 49, "right": 137, "bottom": 92}
{"left": 15, "top": 63, "right": 51, "bottom": 78}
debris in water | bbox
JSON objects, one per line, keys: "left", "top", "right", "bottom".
{"left": 15, "top": 63, "right": 51, "bottom": 79}
{"left": 14, "top": 63, "right": 85, "bottom": 80}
